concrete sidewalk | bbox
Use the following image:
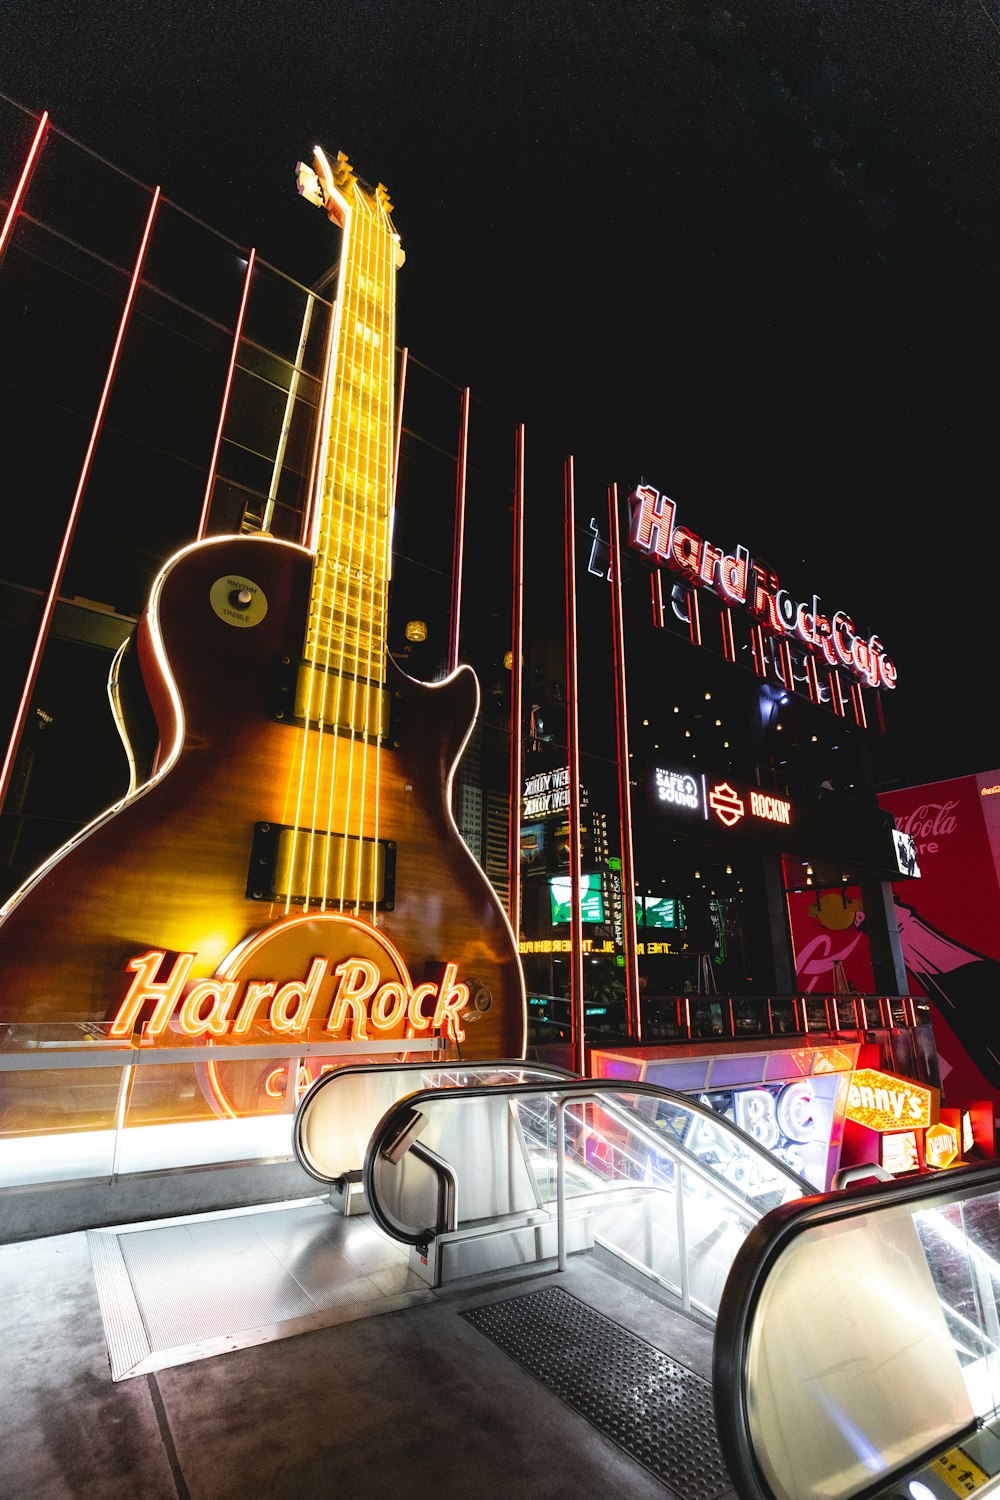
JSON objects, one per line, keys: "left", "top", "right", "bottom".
{"left": 1, "top": 1203, "right": 731, "bottom": 1500}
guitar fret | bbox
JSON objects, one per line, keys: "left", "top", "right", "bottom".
{"left": 306, "top": 180, "right": 398, "bottom": 677}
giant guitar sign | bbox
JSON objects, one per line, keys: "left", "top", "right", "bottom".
{"left": 0, "top": 146, "right": 526, "bottom": 1120}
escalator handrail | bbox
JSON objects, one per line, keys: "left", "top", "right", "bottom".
{"left": 292, "top": 1057, "right": 576, "bottom": 1184}
{"left": 712, "top": 1158, "right": 1000, "bottom": 1500}
{"left": 362, "top": 1076, "right": 814, "bottom": 1248}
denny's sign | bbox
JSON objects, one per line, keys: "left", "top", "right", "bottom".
{"left": 845, "top": 1068, "right": 937, "bottom": 1133}
{"left": 109, "top": 913, "right": 470, "bottom": 1045}
{"left": 628, "top": 484, "right": 897, "bottom": 691}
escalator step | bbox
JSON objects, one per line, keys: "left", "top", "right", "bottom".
{"left": 462, "top": 1285, "right": 731, "bottom": 1499}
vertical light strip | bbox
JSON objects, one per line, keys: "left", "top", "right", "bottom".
{"left": 608, "top": 483, "right": 642, "bottom": 1041}
{"left": 336, "top": 185, "right": 369, "bottom": 908}
{"left": 805, "top": 653, "right": 821, "bottom": 705}
{"left": 751, "top": 624, "right": 767, "bottom": 678}
{"left": 829, "top": 669, "right": 846, "bottom": 718}
{"left": 196, "top": 247, "right": 256, "bottom": 540}
{"left": 299, "top": 292, "right": 339, "bottom": 548}
{"left": 324, "top": 181, "right": 367, "bottom": 907}
{"left": 720, "top": 607, "right": 736, "bottom": 662}
{"left": 507, "top": 423, "right": 526, "bottom": 939}
{"left": 351, "top": 193, "right": 384, "bottom": 913}
{"left": 262, "top": 292, "right": 315, "bottom": 534}
{"left": 687, "top": 585, "right": 702, "bottom": 647}
{"left": 0, "top": 110, "right": 48, "bottom": 258}
{"left": 374, "top": 258, "right": 403, "bottom": 922}
{"left": 335, "top": 186, "right": 374, "bottom": 908}
{"left": 564, "top": 456, "right": 586, "bottom": 1076}
{"left": 0, "top": 184, "right": 161, "bottom": 816}
{"left": 287, "top": 160, "right": 351, "bottom": 914}
{"left": 362, "top": 199, "right": 389, "bottom": 914}
{"left": 650, "top": 571, "right": 663, "bottom": 627}
{"left": 389, "top": 348, "right": 407, "bottom": 519}
{"left": 448, "top": 386, "right": 471, "bottom": 673}
{"left": 850, "top": 681, "right": 868, "bottom": 729}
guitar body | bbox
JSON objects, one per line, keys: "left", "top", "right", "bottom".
{"left": 0, "top": 534, "right": 526, "bottom": 1076}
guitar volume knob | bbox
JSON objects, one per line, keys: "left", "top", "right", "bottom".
{"left": 210, "top": 574, "right": 268, "bottom": 627}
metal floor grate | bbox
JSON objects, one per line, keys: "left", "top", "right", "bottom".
{"left": 463, "top": 1285, "right": 731, "bottom": 1500}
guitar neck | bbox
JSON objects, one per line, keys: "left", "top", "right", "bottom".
{"left": 304, "top": 158, "right": 401, "bottom": 703}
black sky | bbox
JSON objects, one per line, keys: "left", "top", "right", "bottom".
{"left": 3, "top": 0, "right": 999, "bottom": 788}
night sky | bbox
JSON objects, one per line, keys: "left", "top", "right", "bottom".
{"left": 3, "top": 0, "right": 998, "bottom": 788}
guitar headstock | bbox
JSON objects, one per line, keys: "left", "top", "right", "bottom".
{"left": 295, "top": 146, "right": 404, "bottom": 266}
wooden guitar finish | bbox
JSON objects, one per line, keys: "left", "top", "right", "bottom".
{"left": 0, "top": 532, "right": 525, "bottom": 1060}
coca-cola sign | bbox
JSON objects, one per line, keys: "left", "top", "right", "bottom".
{"left": 893, "top": 799, "right": 959, "bottom": 855}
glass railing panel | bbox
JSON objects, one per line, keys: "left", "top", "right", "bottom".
{"left": 913, "top": 1192, "right": 1000, "bottom": 1421}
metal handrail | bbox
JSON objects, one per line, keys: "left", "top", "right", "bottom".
{"left": 292, "top": 1058, "right": 576, "bottom": 1185}
{"left": 364, "top": 1077, "right": 811, "bottom": 1253}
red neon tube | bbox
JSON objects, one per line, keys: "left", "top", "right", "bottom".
{"left": 564, "top": 456, "right": 586, "bottom": 1076}
{"left": 0, "top": 184, "right": 162, "bottom": 815}
{"left": 608, "top": 483, "right": 642, "bottom": 1040}
{"left": 448, "top": 386, "right": 470, "bottom": 674}
{"left": 0, "top": 111, "right": 48, "bottom": 259}
{"left": 507, "top": 423, "right": 526, "bottom": 938}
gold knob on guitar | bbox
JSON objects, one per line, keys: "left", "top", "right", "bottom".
{"left": 209, "top": 574, "right": 269, "bottom": 627}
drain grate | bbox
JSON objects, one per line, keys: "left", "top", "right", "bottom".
{"left": 463, "top": 1285, "right": 731, "bottom": 1500}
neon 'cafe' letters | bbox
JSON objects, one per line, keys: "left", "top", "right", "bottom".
{"left": 628, "top": 483, "right": 897, "bottom": 691}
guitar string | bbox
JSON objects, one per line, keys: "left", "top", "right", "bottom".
{"left": 336, "top": 184, "right": 370, "bottom": 914}
{"left": 359, "top": 191, "right": 393, "bottom": 917}
{"left": 347, "top": 198, "right": 374, "bottom": 912}
{"left": 329, "top": 182, "right": 372, "bottom": 913}
{"left": 370, "top": 194, "right": 396, "bottom": 923}
{"left": 283, "top": 287, "right": 336, "bottom": 916}
{"left": 318, "top": 174, "right": 366, "bottom": 912}
{"left": 286, "top": 152, "right": 351, "bottom": 915}
{"left": 281, "top": 164, "right": 392, "bottom": 928}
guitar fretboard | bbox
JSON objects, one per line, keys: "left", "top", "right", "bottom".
{"left": 305, "top": 162, "right": 400, "bottom": 708}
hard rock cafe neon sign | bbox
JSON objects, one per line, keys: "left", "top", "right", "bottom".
{"left": 109, "top": 913, "right": 469, "bottom": 1045}
{"left": 628, "top": 484, "right": 897, "bottom": 691}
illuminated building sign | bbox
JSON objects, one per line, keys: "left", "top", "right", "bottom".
{"left": 845, "top": 1068, "right": 936, "bottom": 1132}
{"left": 694, "top": 1074, "right": 845, "bottom": 1190}
{"left": 523, "top": 767, "right": 576, "bottom": 819}
{"left": 924, "top": 1121, "right": 960, "bottom": 1170}
{"left": 649, "top": 761, "right": 901, "bottom": 876}
{"left": 628, "top": 483, "right": 896, "bottom": 691}
{"left": 519, "top": 938, "right": 616, "bottom": 955}
{"left": 111, "top": 919, "right": 472, "bottom": 1045}
{"left": 653, "top": 767, "right": 794, "bottom": 837}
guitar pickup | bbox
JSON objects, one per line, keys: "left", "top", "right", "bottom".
{"left": 271, "top": 659, "right": 399, "bottom": 746}
{"left": 247, "top": 822, "right": 396, "bottom": 908}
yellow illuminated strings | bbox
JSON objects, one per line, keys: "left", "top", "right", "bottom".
{"left": 285, "top": 156, "right": 397, "bottom": 922}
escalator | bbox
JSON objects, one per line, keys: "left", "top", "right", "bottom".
{"left": 357, "top": 1079, "right": 810, "bottom": 1305}
{"left": 713, "top": 1162, "right": 1000, "bottom": 1499}
{"left": 296, "top": 1068, "right": 1000, "bottom": 1498}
